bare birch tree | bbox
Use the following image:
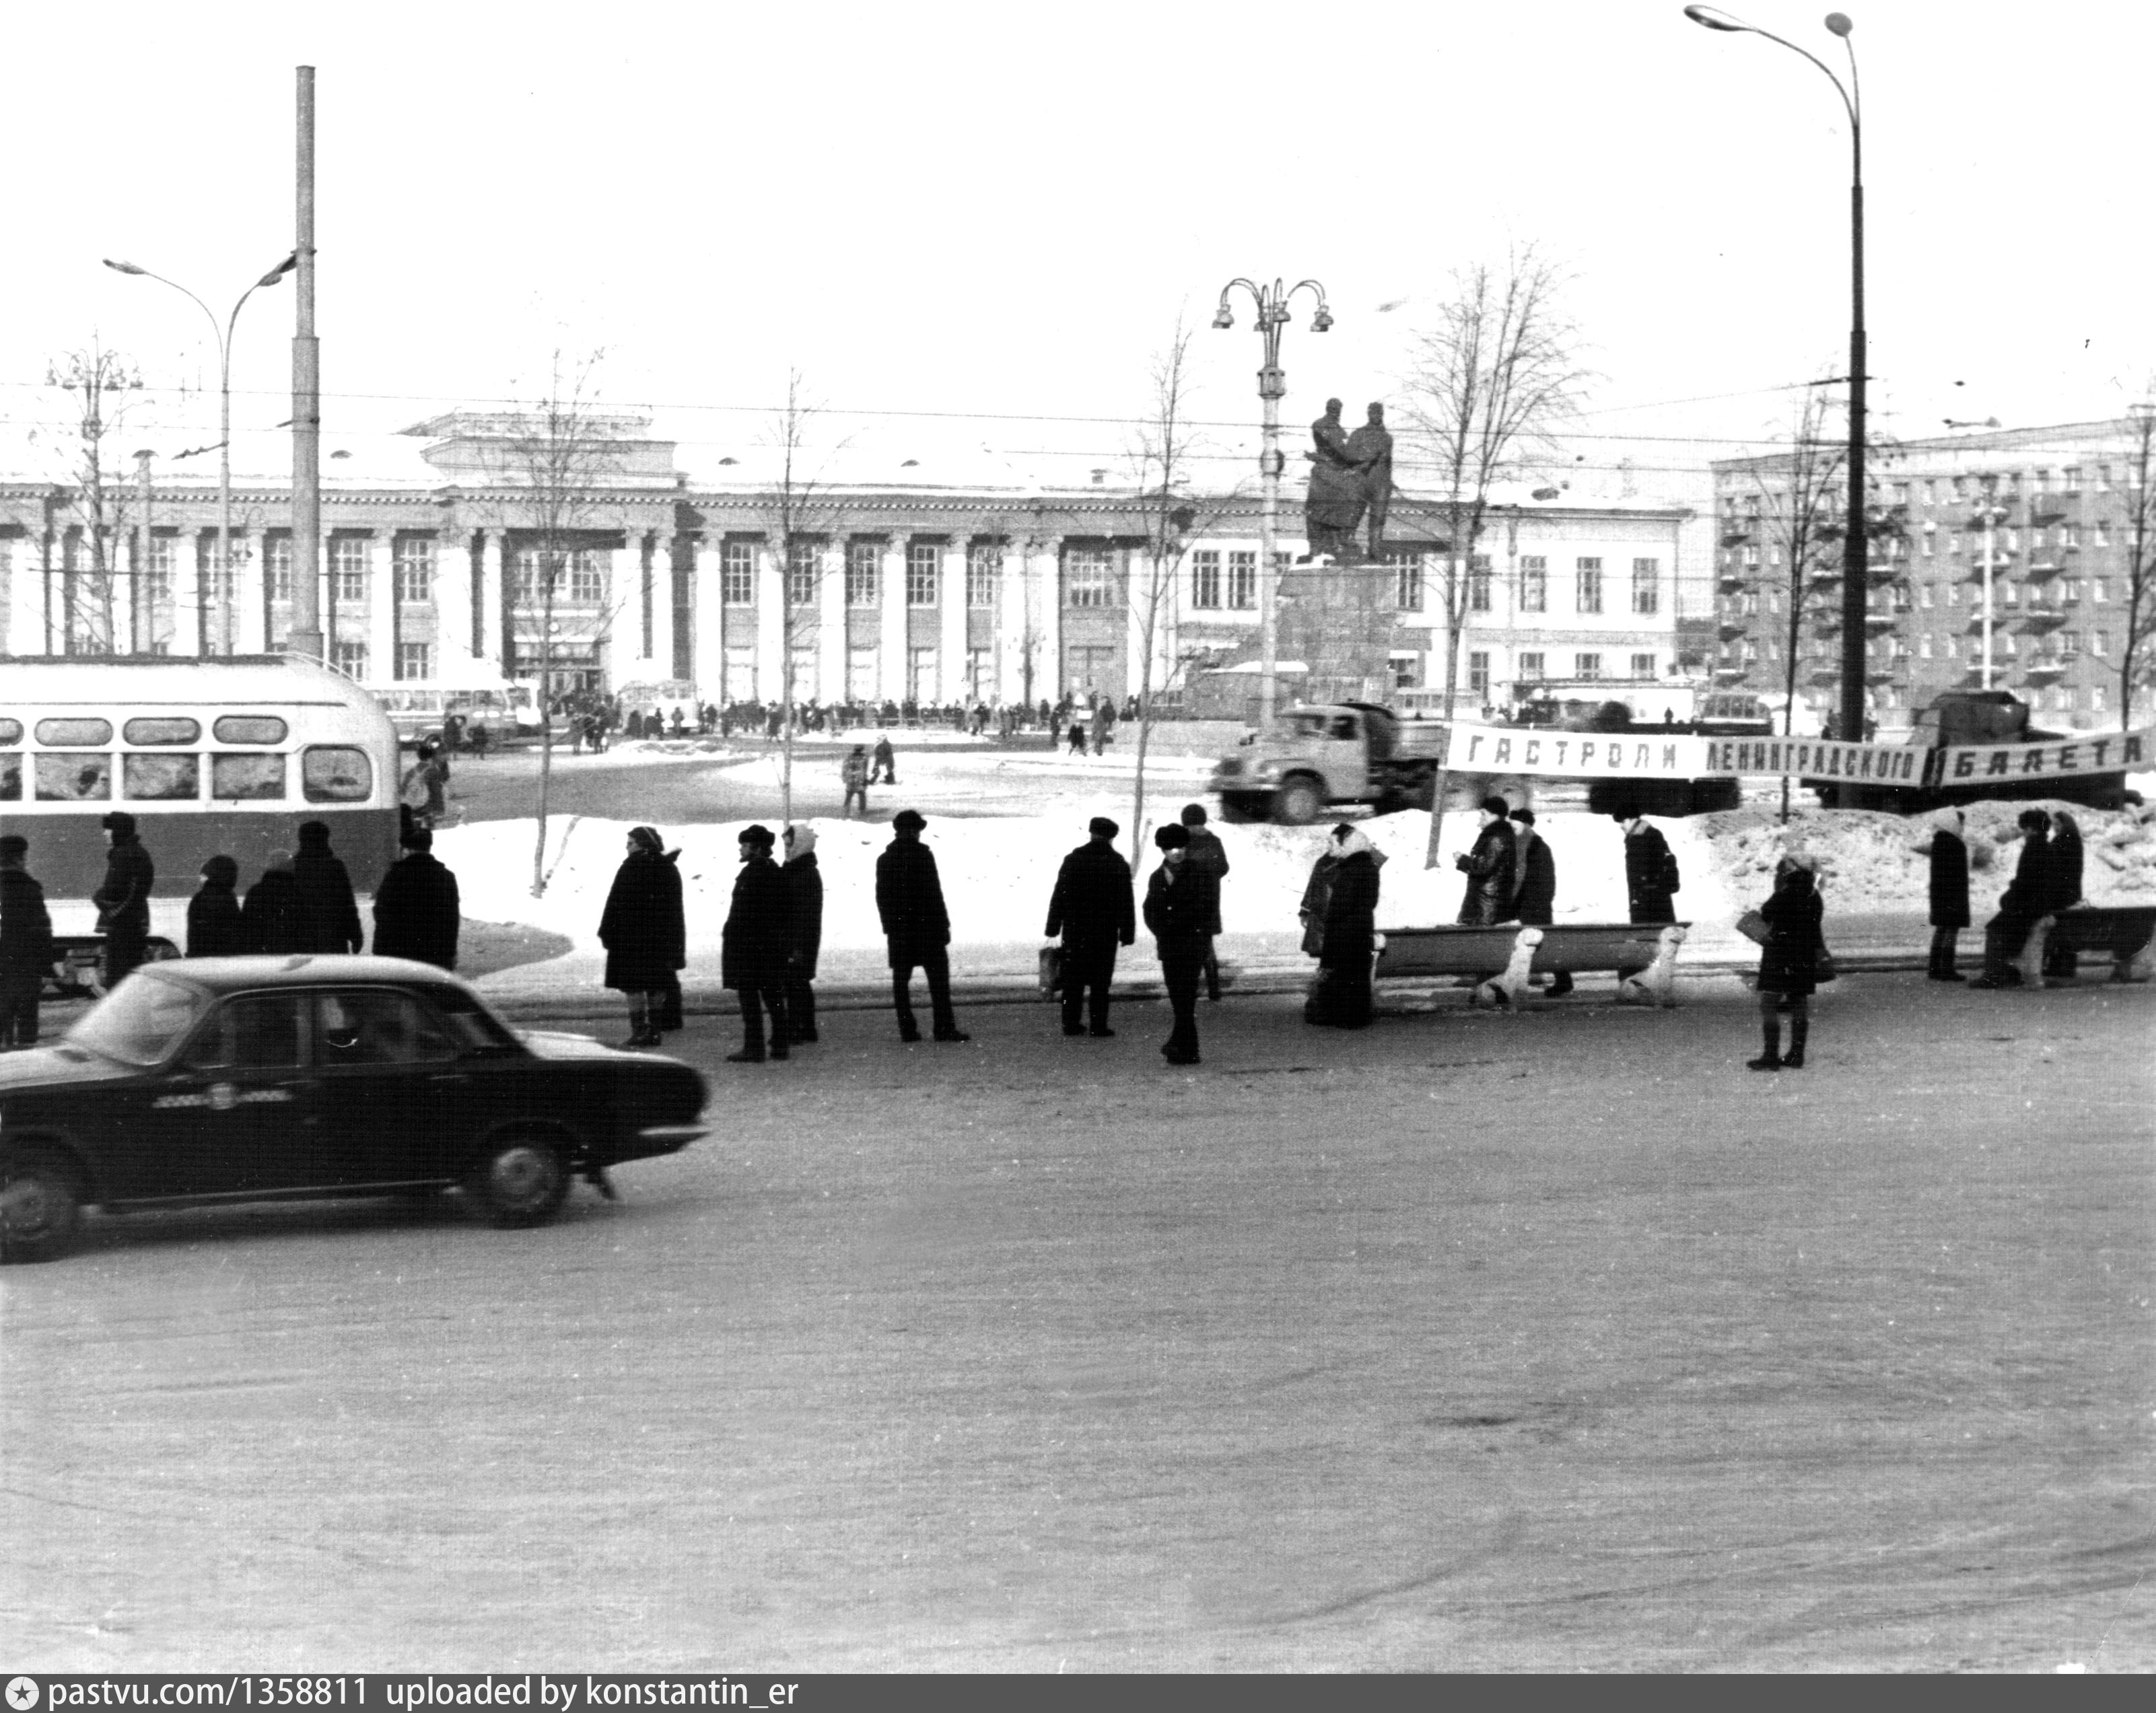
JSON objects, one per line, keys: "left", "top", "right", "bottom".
{"left": 761, "top": 370, "right": 852, "bottom": 833}
{"left": 1399, "top": 245, "right": 1588, "bottom": 865}
{"left": 40, "top": 344, "right": 145, "bottom": 654}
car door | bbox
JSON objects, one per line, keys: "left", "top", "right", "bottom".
{"left": 306, "top": 988, "right": 467, "bottom": 1186}
{"left": 147, "top": 991, "right": 322, "bottom": 1198}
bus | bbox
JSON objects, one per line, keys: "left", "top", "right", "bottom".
{"left": 0, "top": 656, "right": 402, "bottom": 955}
{"left": 370, "top": 680, "right": 543, "bottom": 742}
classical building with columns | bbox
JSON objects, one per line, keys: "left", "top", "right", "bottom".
{"left": 0, "top": 412, "right": 1700, "bottom": 713}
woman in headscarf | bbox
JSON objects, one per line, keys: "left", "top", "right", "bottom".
{"left": 1749, "top": 852, "right": 1827, "bottom": 1071}
{"left": 1309, "top": 825, "right": 1383, "bottom": 1028}
{"left": 1910, "top": 806, "right": 1970, "bottom": 981}
{"left": 598, "top": 825, "right": 686, "bottom": 1048}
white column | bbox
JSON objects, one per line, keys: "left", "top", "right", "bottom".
{"left": 176, "top": 528, "right": 205, "bottom": 658}
{"left": 880, "top": 535, "right": 907, "bottom": 701}
{"left": 368, "top": 536, "right": 396, "bottom": 687}
{"left": 691, "top": 533, "right": 725, "bottom": 699}
{"left": 996, "top": 539, "right": 1025, "bottom": 704}
{"left": 942, "top": 537, "right": 969, "bottom": 701}
{"left": 3, "top": 537, "right": 33, "bottom": 655}
{"left": 817, "top": 538, "right": 845, "bottom": 701}
{"left": 233, "top": 532, "right": 265, "bottom": 654}
{"left": 1127, "top": 547, "right": 1160, "bottom": 699}
{"left": 436, "top": 532, "right": 478, "bottom": 683}
{"left": 1036, "top": 537, "right": 1063, "bottom": 701}
{"left": 755, "top": 540, "right": 785, "bottom": 700}
{"left": 477, "top": 531, "right": 506, "bottom": 672}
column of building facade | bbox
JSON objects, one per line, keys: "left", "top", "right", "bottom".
{"left": 879, "top": 534, "right": 908, "bottom": 701}
{"left": 434, "top": 530, "right": 477, "bottom": 683}
{"left": 368, "top": 534, "right": 397, "bottom": 685}
{"left": 815, "top": 538, "right": 845, "bottom": 703}
{"left": 690, "top": 532, "right": 726, "bottom": 697}
{"left": 476, "top": 531, "right": 505, "bottom": 673}
{"left": 1033, "top": 538, "right": 1063, "bottom": 705}
{"left": 1125, "top": 545, "right": 1163, "bottom": 706}
{"left": 754, "top": 540, "right": 786, "bottom": 701}
{"left": 174, "top": 528, "right": 205, "bottom": 658}
{"left": 940, "top": 536, "right": 969, "bottom": 702}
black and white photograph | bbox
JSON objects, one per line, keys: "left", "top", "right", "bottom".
{"left": 1, "top": 0, "right": 2151, "bottom": 1677}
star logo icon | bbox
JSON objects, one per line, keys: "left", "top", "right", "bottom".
{"left": 7, "top": 1679, "right": 40, "bottom": 1712}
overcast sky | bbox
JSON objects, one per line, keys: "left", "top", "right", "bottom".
{"left": 3, "top": 0, "right": 2149, "bottom": 497}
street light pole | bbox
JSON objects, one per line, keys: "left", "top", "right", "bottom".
{"left": 104, "top": 253, "right": 295, "bottom": 657}
{"left": 1213, "top": 276, "right": 1332, "bottom": 731}
{"left": 1685, "top": 7, "right": 1868, "bottom": 758}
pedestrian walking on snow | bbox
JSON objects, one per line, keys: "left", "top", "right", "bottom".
{"left": 1144, "top": 824, "right": 1215, "bottom": 1065}
{"left": 1046, "top": 816, "right": 1135, "bottom": 1037}
{"left": 876, "top": 810, "right": 968, "bottom": 1042}
{"left": 841, "top": 746, "right": 871, "bottom": 818}
{"left": 371, "top": 828, "right": 462, "bottom": 971}
{"left": 722, "top": 824, "right": 792, "bottom": 1062}
{"left": 598, "top": 825, "right": 686, "bottom": 1048}
{"left": 1066, "top": 720, "right": 1088, "bottom": 757}
{"left": 1748, "top": 854, "right": 1828, "bottom": 1070}
{"left": 871, "top": 734, "right": 897, "bottom": 785}
{"left": 781, "top": 824, "right": 824, "bottom": 1043}
{"left": 186, "top": 855, "right": 248, "bottom": 958}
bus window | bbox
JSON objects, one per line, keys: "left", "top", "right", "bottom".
{"left": 212, "top": 753, "right": 287, "bottom": 800}
{"left": 35, "top": 753, "right": 111, "bottom": 801}
{"left": 36, "top": 718, "right": 112, "bottom": 746}
{"left": 124, "top": 717, "right": 202, "bottom": 746}
{"left": 215, "top": 715, "right": 287, "bottom": 744}
{"left": 0, "top": 755, "right": 18, "bottom": 800}
{"left": 123, "top": 753, "right": 200, "bottom": 800}
{"left": 303, "top": 746, "right": 374, "bottom": 802}
{"left": 0, "top": 720, "right": 21, "bottom": 744}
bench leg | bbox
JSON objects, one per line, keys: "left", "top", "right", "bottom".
{"left": 1473, "top": 928, "right": 1541, "bottom": 1010}
{"left": 2016, "top": 915, "right": 2054, "bottom": 989}
{"left": 2119, "top": 932, "right": 2156, "bottom": 984}
{"left": 1615, "top": 925, "right": 1685, "bottom": 1009}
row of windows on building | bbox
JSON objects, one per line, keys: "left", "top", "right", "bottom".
{"left": 1723, "top": 576, "right": 2126, "bottom": 621}
{"left": 1457, "top": 650, "right": 1662, "bottom": 693}
{"left": 1727, "top": 522, "right": 2124, "bottom": 569}
{"left": 1383, "top": 554, "right": 1665, "bottom": 616}
{"left": 1728, "top": 627, "right": 2118, "bottom": 663}
{"left": 1723, "top": 461, "right": 2146, "bottom": 512}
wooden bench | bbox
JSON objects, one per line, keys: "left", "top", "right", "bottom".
{"left": 1374, "top": 922, "right": 1690, "bottom": 1010}
{"left": 2015, "top": 906, "right": 2156, "bottom": 987}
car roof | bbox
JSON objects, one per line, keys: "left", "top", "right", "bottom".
{"left": 140, "top": 955, "right": 479, "bottom": 997}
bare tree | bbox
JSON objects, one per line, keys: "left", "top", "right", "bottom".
{"left": 1399, "top": 245, "right": 1588, "bottom": 865}
{"left": 40, "top": 343, "right": 144, "bottom": 655}
{"left": 482, "top": 352, "right": 631, "bottom": 897}
{"left": 1122, "top": 316, "right": 1243, "bottom": 869}
{"left": 2119, "top": 403, "right": 2156, "bottom": 730}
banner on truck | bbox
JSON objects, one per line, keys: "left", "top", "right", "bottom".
{"left": 1937, "top": 726, "right": 2151, "bottom": 785}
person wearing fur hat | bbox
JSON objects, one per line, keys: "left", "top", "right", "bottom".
{"left": 0, "top": 835, "right": 55, "bottom": 1049}
{"left": 240, "top": 850, "right": 303, "bottom": 954}
{"left": 371, "top": 829, "right": 462, "bottom": 971}
{"left": 1613, "top": 804, "right": 1679, "bottom": 925}
{"left": 599, "top": 825, "right": 687, "bottom": 1048}
{"left": 1144, "top": 823, "right": 1214, "bottom": 1065}
{"left": 876, "top": 810, "right": 968, "bottom": 1043}
{"left": 291, "top": 820, "right": 364, "bottom": 954}
{"left": 1045, "top": 816, "right": 1136, "bottom": 1037}
{"left": 1749, "top": 853, "right": 1828, "bottom": 1070}
{"left": 92, "top": 810, "right": 155, "bottom": 987}
{"left": 1909, "top": 806, "right": 1970, "bottom": 981}
{"left": 722, "top": 824, "right": 793, "bottom": 1063}
{"left": 1451, "top": 796, "right": 1518, "bottom": 925}
{"left": 186, "top": 855, "right": 248, "bottom": 958}
{"left": 781, "top": 824, "right": 825, "bottom": 1043}
{"left": 1308, "top": 825, "right": 1383, "bottom": 1028}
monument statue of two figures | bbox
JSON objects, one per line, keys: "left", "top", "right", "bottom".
{"left": 1302, "top": 399, "right": 1393, "bottom": 561}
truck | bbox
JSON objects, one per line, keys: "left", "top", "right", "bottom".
{"left": 1819, "top": 689, "right": 2136, "bottom": 813}
{"left": 1210, "top": 702, "right": 1511, "bottom": 825}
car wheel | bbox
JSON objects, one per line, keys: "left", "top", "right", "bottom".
{"left": 1, "top": 1151, "right": 85, "bottom": 1264}
{"left": 463, "top": 1134, "right": 571, "bottom": 1229}
{"left": 1274, "top": 775, "right": 1325, "bottom": 826}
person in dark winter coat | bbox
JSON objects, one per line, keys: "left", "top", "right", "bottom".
{"left": 0, "top": 835, "right": 55, "bottom": 1048}
{"left": 186, "top": 855, "right": 248, "bottom": 958}
{"left": 1179, "top": 803, "right": 1230, "bottom": 1002}
{"left": 1144, "top": 824, "right": 1216, "bottom": 1065}
{"left": 240, "top": 851, "right": 303, "bottom": 954}
{"left": 1507, "top": 807, "right": 1572, "bottom": 997}
{"left": 871, "top": 734, "right": 898, "bottom": 785}
{"left": 876, "top": 810, "right": 967, "bottom": 1042}
{"left": 291, "top": 820, "right": 364, "bottom": 954}
{"left": 1972, "top": 808, "right": 2052, "bottom": 987}
{"left": 721, "top": 823, "right": 792, "bottom": 1062}
{"left": 781, "top": 824, "right": 824, "bottom": 1043}
{"left": 370, "top": 829, "right": 461, "bottom": 971}
{"left": 1452, "top": 796, "right": 1517, "bottom": 925}
{"left": 92, "top": 810, "right": 155, "bottom": 987}
{"left": 1045, "top": 816, "right": 1135, "bottom": 1037}
{"left": 1911, "top": 806, "right": 1970, "bottom": 981}
{"left": 1749, "top": 854, "right": 1828, "bottom": 1070}
{"left": 1309, "top": 826, "right": 1382, "bottom": 1028}
{"left": 1298, "top": 839, "right": 1343, "bottom": 960}
{"left": 598, "top": 825, "right": 687, "bottom": 1047}
{"left": 2042, "top": 810, "right": 2085, "bottom": 979}
{"left": 1615, "top": 806, "right": 1679, "bottom": 925}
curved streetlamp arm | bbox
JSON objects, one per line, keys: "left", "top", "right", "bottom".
{"left": 1683, "top": 9, "right": 1858, "bottom": 137}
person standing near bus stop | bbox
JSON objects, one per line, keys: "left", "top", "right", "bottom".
{"left": 0, "top": 835, "right": 55, "bottom": 1049}
{"left": 291, "top": 820, "right": 365, "bottom": 954}
{"left": 93, "top": 812, "right": 155, "bottom": 987}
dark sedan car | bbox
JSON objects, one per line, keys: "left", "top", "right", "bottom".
{"left": 0, "top": 955, "right": 709, "bottom": 1262}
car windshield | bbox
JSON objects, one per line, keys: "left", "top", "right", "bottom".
{"left": 65, "top": 970, "right": 207, "bottom": 1066}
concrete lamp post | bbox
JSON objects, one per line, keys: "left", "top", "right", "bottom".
{"left": 1213, "top": 277, "right": 1332, "bottom": 732}
{"left": 104, "top": 254, "right": 297, "bottom": 657}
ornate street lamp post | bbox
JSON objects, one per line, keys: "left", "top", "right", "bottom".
{"left": 1213, "top": 277, "right": 1331, "bottom": 731}
{"left": 1685, "top": 7, "right": 1868, "bottom": 760}
{"left": 104, "top": 253, "right": 295, "bottom": 656}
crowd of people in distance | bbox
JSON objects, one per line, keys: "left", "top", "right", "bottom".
{"left": 546, "top": 687, "right": 1152, "bottom": 757}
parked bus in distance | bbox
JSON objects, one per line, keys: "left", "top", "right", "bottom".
{"left": 0, "top": 656, "right": 401, "bottom": 948}
{"left": 371, "top": 680, "right": 542, "bottom": 743}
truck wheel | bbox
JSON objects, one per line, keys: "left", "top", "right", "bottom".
{"left": 1274, "top": 775, "right": 1325, "bottom": 826}
{"left": 1216, "top": 794, "right": 1263, "bottom": 825}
